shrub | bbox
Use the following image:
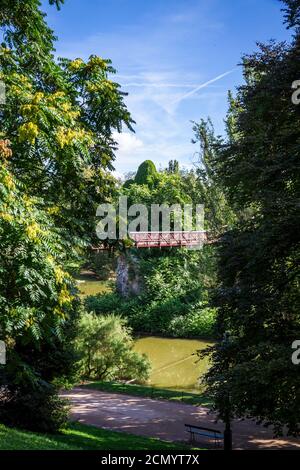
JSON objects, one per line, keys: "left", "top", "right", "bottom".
{"left": 76, "top": 312, "right": 150, "bottom": 382}
{"left": 85, "top": 292, "right": 216, "bottom": 338}
{"left": 168, "top": 306, "right": 217, "bottom": 338}
{"left": 134, "top": 160, "right": 158, "bottom": 186}
{"left": 85, "top": 292, "right": 129, "bottom": 315}
{"left": 0, "top": 380, "right": 69, "bottom": 433}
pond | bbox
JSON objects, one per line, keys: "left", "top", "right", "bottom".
{"left": 134, "top": 336, "right": 212, "bottom": 394}
{"left": 76, "top": 274, "right": 212, "bottom": 393}
{"left": 75, "top": 272, "right": 113, "bottom": 296}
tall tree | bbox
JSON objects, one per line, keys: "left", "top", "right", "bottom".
{"left": 0, "top": 0, "right": 133, "bottom": 430}
{"left": 202, "top": 0, "right": 300, "bottom": 437}
{"left": 191, "top": 119, "right": 235, "bottom": 234}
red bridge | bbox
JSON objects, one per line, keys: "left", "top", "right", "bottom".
{"left": 129, "top": 231, "right": 207, "bottom": 248}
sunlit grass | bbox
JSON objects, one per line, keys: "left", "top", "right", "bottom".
{"left": 83, "top": 381, "right": 212, "bottom": 407}
{"left": 0, "top": 422, "right": 192, "bottom": 450}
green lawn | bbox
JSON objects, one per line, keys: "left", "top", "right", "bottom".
{"left": 82, "top": 381, "right": 212, "bottom": 407}
{"left": 0, "top": 422, "right": 191, "bottom": 450}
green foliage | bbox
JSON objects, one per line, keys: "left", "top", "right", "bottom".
{"left": 91, "top": 149, "right": 221, "bottom": 338}
{"left": 0, "top": 0, "right": 62, "bottom": 66}
{"left": 134, "top": 160, "right": 158, "bottom": 186}
{"left": 76, "top": 312, "right": 150, "bottom": 381}
{"left": 85, "top": 247, "right": 217, "bottom": 339}
{"left": 191, "top": 119, "right": 236, "bottom": 233}
{"left": 0, "top": 384, "right": 69, "bottom": 433}
{"left": 0, "top": 0, "right": 133, "bottom": 432}
{"left": 0, "top": 52, "right": 133, "bottom": 246}
{"left": 0, "top": 156, "right": 79, "bottom": 431}
{"left": 281, "top": 0, "right": 300, "bottom": 28}
{"left": 201, "top": 3, "right": 300, "bottom": 436}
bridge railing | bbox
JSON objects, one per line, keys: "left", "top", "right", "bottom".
{"left": 129, "top": 231, "right": 207, "bottom": 248}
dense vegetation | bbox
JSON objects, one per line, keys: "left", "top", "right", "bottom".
{"left": 86, "top": 246, "right": 217, "bottom": 338}
{"left": 76, "top": 312, "right": 149, "bottom": 381}
{"left": 85, "top": 151, "right": 233, "bottom": 338}
{"left": 0, "top": 0, "right": 299, "bottom": 447}
{"left": 0, "top": 0, "right": 133, "bottom": 432}
{"left": 200, "top": 0, "right": 300, "bottom": 437}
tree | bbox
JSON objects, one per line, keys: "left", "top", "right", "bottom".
{"left": 167, "top": 159, "right": 179, "bottom": 174}
{"left": 191, "top": 119, "right": 235, "bottom": 234}
{"left": 281, "top": 0, "right": 300, "bottom": 28}
{"left": 76, "top": 312, "right": 150, "bottom": 382}
{"left": 0, "top": 0, "right": 133, "bottom": 430}
{"left": 0, "top": 47, "right": 133, "bottom": 250}
{"left": 0, "top": 141, "right": 76, "bottom": 431}
{"left": 201, "top": 0, "right": 300, "bottom": 437}
{"left": 134, "top": 160, "right": 158, "bottom": 187}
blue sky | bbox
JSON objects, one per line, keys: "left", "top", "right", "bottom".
{"left": 43, "top": 0, "right": 291, "bottom": 175}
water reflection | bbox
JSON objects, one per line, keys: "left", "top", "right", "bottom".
{"left": 134, "top": 336, "right": 212, "bottom": 393}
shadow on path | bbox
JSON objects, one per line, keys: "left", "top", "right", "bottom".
{"left": 62, "top": 388, "right": 300, "bottom": 450}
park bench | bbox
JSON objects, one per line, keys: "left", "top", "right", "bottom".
{"left": 185, "top": 424, "right": 224, "bottom": 447}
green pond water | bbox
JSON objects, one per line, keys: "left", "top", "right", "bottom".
{"left": 76, "top": 275, "right": 113, "bottom": 296}
{"left": 134, "top": 336, "right": 211, "bottom": 393}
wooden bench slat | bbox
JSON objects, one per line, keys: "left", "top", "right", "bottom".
{"left": 185, "top": 424, "right": 223, "bottom": 435}
{"left": 185, "top": 423, "right": 224, "bottom": 448}
{"left": 191, "top": 432, "right": 221, "bottom": 439}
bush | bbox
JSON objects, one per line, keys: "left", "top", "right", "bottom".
{"left": 85, "top": 292, "right": 124, "bottom": 315}
{"left": 76, "top": 312, "right": 150, "bottom": 382}
{"left": 168, "top": 307, "right": 217, "bottom": 338}
{"left": 85, "top": 292, "right": 216, "bottom": 338}
{"left": 0, "top": 381, "right": 69, "bottom": 433}
{"left": 134, "top": 160, "right": 158, "bottom": 186}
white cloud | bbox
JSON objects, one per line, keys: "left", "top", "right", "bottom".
{"left": 114, "top": 132, "right": 143, "bottom": 155}
{"left": 113, "top": 132, "right": 145, "bottom": 173}
{"left": 52, "top": 4, "right": 240, "bottom": 174}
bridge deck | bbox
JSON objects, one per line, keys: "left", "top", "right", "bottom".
{"left": 129, "top": 231, "right": 207, "bottom": 248}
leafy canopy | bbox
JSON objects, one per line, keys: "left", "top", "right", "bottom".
{"left": 201, "top": 0, "right": 300, "bottom": 436}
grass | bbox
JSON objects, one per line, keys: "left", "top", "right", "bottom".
{"left": 82, "top": 381, "right": 212, "bottom": 407}
{"left": 0, "top": 422, "right": 193, "bottom": 450}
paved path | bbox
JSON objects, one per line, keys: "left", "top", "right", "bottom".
{"left": 62, "top": 388, "right": 300, "bottom": 450}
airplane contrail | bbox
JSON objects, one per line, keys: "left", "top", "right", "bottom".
{"left": 172, "top": 68, "right": 237, "bottom": 105}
